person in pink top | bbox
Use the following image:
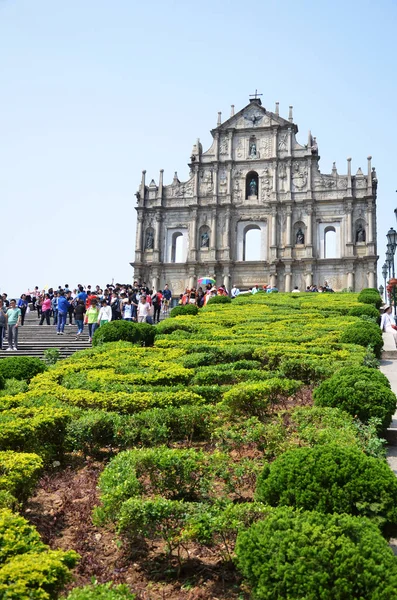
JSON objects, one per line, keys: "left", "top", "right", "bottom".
{"left": 39, "top": 294, "right": 52, "bottom": 325}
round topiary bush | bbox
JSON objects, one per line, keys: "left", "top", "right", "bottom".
{"left": 313, "top": 366, "right": 395, "bottom": 430}
{"left": 0, "top": 357, "right": 47, "bottom": 382}
{"left": 206, "top": 295, "right": 231, "bottom": 305}
{"left": 348, "top": 304, "right": 380, "bottom": 321}
{"left": 357, "top": 288, "right": 382, "bottom": 309}
{"left": 170, "top": 304, "right": 199, "bottom": 317}
{"left": 235, "top": 507, "right": 397, "bottom": 600}
{"left": 255, "top": 443, "right": 397, "bottom": 536}
{"left": 92, "top": 321, "right": 156, "bottom": 347}
{"left": 340, "top": 320, "right": 383, "bottom": 357}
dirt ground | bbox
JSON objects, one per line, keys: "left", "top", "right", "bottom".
{"left": 24, "top": 459, "right": 249, "bottom": 599}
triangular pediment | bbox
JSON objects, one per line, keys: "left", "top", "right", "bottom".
{"left": 214, "top": 101, "right": 295, "bottom": 133}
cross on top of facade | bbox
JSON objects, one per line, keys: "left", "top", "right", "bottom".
{"left": 249, "top": 89, "right": 263, "bottom": 100}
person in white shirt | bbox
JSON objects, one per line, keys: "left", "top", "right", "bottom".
{"left": 137, "top": 296, "right": 152, "bottom": 323}
{"left": 380, "top": 305, "right": 397, "bottom": 344}
{"left": 231, "top": 284, "right": 240, "bottom": 298}
{"left": 97, "top": 300, "right": 112, "bottom": 327}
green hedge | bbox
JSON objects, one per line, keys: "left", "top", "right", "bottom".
{"left": 66, "top": 582, "right": 136, "bottom": 600}
{"left": 236, "top": 508, "right": 397, "bottom": 600}
{"left": 0, "top": 357, "right": 46, "bottom": 383}
{"left": 170, "top": 304, "right": 198, "bottom": 317}
{"left": 340, "top": 320, "right": 383, "bottom": 357}
{"left": 255, "top": 443, "right": 397, "bottom": 537}
{"left": 357, "top": 288, "right": 382, "bottom": 309}
{"left": 92, "top": 321, "right": 156, "bottom": 347}
{"left": 313, "top": 366, "right": 395, "bottom": 430}
{"left": 0, "top": 508, "right": 79, "bottom": 599}
{"left": 348, "top": 304, "right": 380, "bottom": 320}
{"left": 206, "top": 295, "right": 231, "bottom": 305}
{"left": 0, "top": 451, "right": 43, "bottom": 509}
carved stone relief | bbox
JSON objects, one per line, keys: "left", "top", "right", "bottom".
{"left": 219, "top": 168, "right": 227, "bottom": 194}
{"left": 279, "top": 163, "right": 287, "bottom": 192}
{"left": 260, "top": 167, "right": 273, "bottom": 200}
{"left": 278, "top": 134, "right": 288, "bottom": 152}
{"left": 259, "top": 136, "right": 272, "bottom": 158}
{"left": 292, "top": 163, "right": 307, "bottom": 191}
{"left": 199, "top": 170, "right": 213, "bottom": 196}
{"left": 236, "top": 138, "right": 244, "bottom": 159}
{"left": 219, "top": 137, "right": 229, "bottom": 155}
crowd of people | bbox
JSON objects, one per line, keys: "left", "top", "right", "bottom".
{"left": 0, "top": 281, "right": 173, "bottom": 347}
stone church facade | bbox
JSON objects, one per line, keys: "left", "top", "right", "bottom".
{"left": 131, "top": 97, "right": 378, "bottom": 294}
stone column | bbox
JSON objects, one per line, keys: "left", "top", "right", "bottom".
{"left": 367, "top": 201, "right": 374, "bottom": 243}
{"left": 193, "top": 165, "right": 199, "bottom": 198}
{"left": 272, "top": 160, "right": 277, "bottom": 193}
{"left": 228, "top": 131, "right": 233, "bottom": 161}
{"left": 190, "top": 208, "right": 197, "bottom": 261}
{"left": 287, "top": 127, "right": 292, "bottom": 155}
{"left": 224, "top": 208, "right": 231, "bottom": 250}
{"left": 347, "top": 271, "right": 354, "bottom": 290}
{"left": 368, "top": 271, "right": 375, "bottom": 288}
{"left": 347, "top": 158, "right": 352, "bottom": 196}
{"left": 286, "top": 160, "right": 291, "bottom": 192}
{"left": 285, "top": 271, "right": 291, "bottom": 292}
{"left": 223, "top": 272, "right": 230, "bottom": 293}
{"left": 305, "top": 270, "right": 313, "bottom": 288}
{"left": 286, "top": 206, "right": 292, "bottom": 246}
{"left": 271, "top": 206, "right": 277, "bottom": 247}
{"left": 226, "top": 166, "right": 232, "bottom": 197}
{"left": 270, "top": 272, "right": 277, "bottom": 288}
{"left": 154, "top": 213, "right": 161, "bottom": 252}
{"left": 135, "top": 214, "right": 144, "bottom": 259}
{"left": 306, "top": 208, "right": 312, "bottom": 245}
{"left": 157, "top": 170, "right": 164, "bottom": 202}
{"left": 210, "top": 209, "right": 217, "bottom": 249}
{"left": 272, "top": 126, "right": 278, "bottom": 157}
{"left": 346, "top": 207, "right": 352, "bottom": 244}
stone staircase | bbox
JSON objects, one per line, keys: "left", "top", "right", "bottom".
{"left": 0, "top": 310, "right": 91, "bottom": 359}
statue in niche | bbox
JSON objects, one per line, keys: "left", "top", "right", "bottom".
{"left": 200, "top": 231, "right": 210, "bottom": 248}
{"left": 249, "top": 178, "right": 257, "bottom": 196}
{"left": 372, "top": 167, "right": 378, "bottom": 197}
{"left": 145, "top": 230, "right": 154, "bottom": 249}
{"left": 296, "top": 228, "right": 305, "bottom": 244}
{"left": 356, "top": 224, "right": 366, "bottom": 243}
{"left": 249, "top": 142, "right": 257, "bottom": 158}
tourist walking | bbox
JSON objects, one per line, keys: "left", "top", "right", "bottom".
{"left": 17, "top": 294, "right": 28, "bottom": 325}
{"left": 57, "top": 291, "right": 70, "bottom": 335}
{"left": 98, "top": 299, "right": 112, "bottom": 326}
{"left": 74, "top": 300, "right": 86, "bottom": 337}
{"left": 6, "top": 299, "right": 21, "bottom": 351}
{"left": 380, "top": 305, "right": 397, "bottom": 344}
{"left": 39, "top": 294, "right": 52, "bottom": 325}
{"left": 0, "top": 299, "right": 7, "bottom": 350}
{"left": 86, "top": 299, "right": 99, "bottom": 342}
{"left": 137, "top": 295, "right": 151, "bottom": 323}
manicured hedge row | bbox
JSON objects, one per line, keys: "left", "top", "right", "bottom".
{"left": 0, "top": 509, "right": 78, "bottom": 599}
{"left": 0, "top": 357, "right": 46, "bottom": 383}
{"left": 0, "top": 451, "right": 43, "bottom": 509}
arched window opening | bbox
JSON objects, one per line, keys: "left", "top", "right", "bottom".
{"left": 246, "top": 171, "right": 259, "bottom": 199}
{"left": 171, "top": 232, "right": 184, "bottom": 263}
{"left": 243, "top": 226, "right": 261, "bottom": 261}
{"left": 324, "top": 227, "right": 337, "bottom": 258}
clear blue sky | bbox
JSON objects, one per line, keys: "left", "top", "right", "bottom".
{"left": 1, "top": 0, "right": 396, "bottom": 295}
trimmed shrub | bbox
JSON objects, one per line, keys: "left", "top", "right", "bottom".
{"left": 206, "top": 295, "right": 231, "bottom": 305}
{"left": 66, "top": 410, "right": 123, "bottom": 458}
{"left": 0, "top": 451, "right": 43, "bottom": 509}
{"left": 348, "top": 304, "right": 380, "bottom": 320}
{"left": 95, "top": 447, "right": 225, "bottom": 522}
{"left": 170, "top": 304, "right": 199, "bottom": 317}
{"left": 340, "top": 320, "right": 383, "bottom": 357}
{"left": 255, "top": 443, "right": 397, "bottom": 536}
{"left": 155, "top": 319, "right": 197, "bottom": 335}
{"left": 221, "top": 378, "right": 303, "bottom": 419}
{"left": 313, "top": 366, "right": 395, "bottom": 430}
{"left": 66, "top": 582, "right": 136, "bottom": 600}
{"left": 357, "top": 288, "right": 382, "bottom": 309}
{"left": 279, "top": 357, "right": 332, "bottom": 384}
{"left": 0, "top": 357, "right": 46, "bottom": 383}
{"left": 0, "top": 508, "right": 79, "bottom": 599}
{"left": 92, "top": 321, "right": 156, "bottom": 347}
{"left": 235, "top": 508, "right": 397, "bottom": 600}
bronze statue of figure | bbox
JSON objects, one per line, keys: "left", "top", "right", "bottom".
{"left": 249, "top": 178, "right": 257, "bottom": 196}
{"left": 145, "top": 230, "right": 154, "bottom": 249}
{"left": 296, "top": 228, "right": 305, "bottom": 244}
{"left": 200, "top": 231, "right": 210, "bottom": 248}
{"left": 356, "top": 224, "right": 366, "bottom": 243}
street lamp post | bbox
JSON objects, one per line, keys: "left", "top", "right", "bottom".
{"left": 386, "top": 228, "right": 397, "bottom": 317}
{"left": 382, "top": 262, "right": 388, "bottom": 303}
{"left": 379, "top": 284, "right": 384, "bottom": 300}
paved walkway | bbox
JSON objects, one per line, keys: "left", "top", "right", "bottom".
{"left": 381, "top": 359, "right": 397, "bottom": 474}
